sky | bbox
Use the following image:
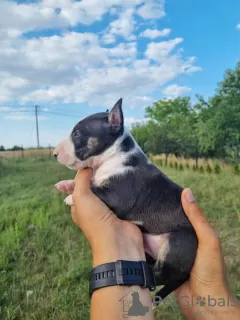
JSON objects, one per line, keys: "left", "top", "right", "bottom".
{"left": 0, "top": 0, "right": 240, "bottom": 148}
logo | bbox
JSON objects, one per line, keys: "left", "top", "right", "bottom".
{"left": 119, "top": 291, "right": 149, "bottom": 318}
{"left": 195, "top": 296, "right": 207, "bottom": 307}
{"left": 152, "top": 294, "right": 240, "bottom": 308}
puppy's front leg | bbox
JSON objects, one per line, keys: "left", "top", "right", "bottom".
{"left": 55, "top": 180, "right": 75, "bottom": 194}
{"left": 55, "top": 180, "right": 75, "bottom": 206}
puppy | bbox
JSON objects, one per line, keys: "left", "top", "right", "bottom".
{"left": 54, "top": 98, "right": 198, "bottom": 301}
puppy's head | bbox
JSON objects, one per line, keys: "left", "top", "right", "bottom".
{"left": 54, "top": 98, "right": 124, "bottom": 170}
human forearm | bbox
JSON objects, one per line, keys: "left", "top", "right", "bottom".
{"left": 90, "top": 223, "right": 154, "bottom": 320}
{"left": 91, "top": 285, "right": 153, "bottom": 320}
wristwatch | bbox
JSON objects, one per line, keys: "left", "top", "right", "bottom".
{"left": 89, "top": 260, "right": 156, "bottom": 297}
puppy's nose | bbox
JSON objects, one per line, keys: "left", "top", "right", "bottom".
{"left": 53, "top": 153, "right": 58, "bottom": 159}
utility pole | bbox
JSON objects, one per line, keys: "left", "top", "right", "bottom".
{"left": 35, "top": 105, "right": 40, "bottom": 148}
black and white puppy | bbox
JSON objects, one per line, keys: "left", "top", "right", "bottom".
{"left": 54, "top": 98, "right": 198, "bottom": 301}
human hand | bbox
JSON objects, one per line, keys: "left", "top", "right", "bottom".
{"left": 70, "top": 168, "right": 146, "bottom": 267}
{"left": 174, "top": 188, "right": 240, "bottom": 320}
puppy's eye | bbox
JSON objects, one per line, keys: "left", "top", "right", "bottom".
{"left": 73, "top": 131, "right": 80, "bottom": 138}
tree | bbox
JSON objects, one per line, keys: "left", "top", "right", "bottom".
{"left": 145, "top": 97, "right": 199, "bottom": 163}
{"left": 131, "top": 123, "right": 150, "bottom": 154}
{"left": 131, "top": 61, "right": 240, "bottom": 162}
{"left": 0, "top": 145, "right": 5, "bottom": 152}
{"left": 11, "top": 145, "right": 23, "bottom": 151}
{"left": 197, "top": 61, "right": 240, "bottom": 161}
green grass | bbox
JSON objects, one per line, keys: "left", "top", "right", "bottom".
{"left": 0, "top": 158, "right": 239, "bottom": 319}
{"left": 153, "top": 162, "right": 240, "bottom": 319}
{"left": 0, "top": 158, "right": 91, "bottom": 320}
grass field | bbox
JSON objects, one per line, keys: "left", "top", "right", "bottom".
{"left": 0, "top": 157, "right": 239, "bottom": 320}
{"left": 0, "top": 149, "right": 54, "bottom": 159}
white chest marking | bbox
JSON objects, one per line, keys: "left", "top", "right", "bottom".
{"left": 92, "top": 129, "right": 139, "bottom": 187}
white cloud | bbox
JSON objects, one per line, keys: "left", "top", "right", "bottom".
{"left": 108, "top": 42, "right": 137, "bottom": 58}
{"left": 146, "top": 38, "right": 184, "bottom": 61}
{"left": 140, "top": 28, "right": 171, "bottom": 39}
{"left": 102, "top": 33, "right": 116, "bottom": 44}
{"left": 0, "top": 32, "right": 199, "bottom": 106}
{"left": 22, "top": 53, "right": 199, "bottom": 107}
{"left": 0, "top": 1, "right": 67, "bottom": 37}
{"left": 162, "top": 84, "right": 192, "bottom": 97}
{"left": 0, "top": 106, "right": 11, "bottom": 112}
{"left": 0, "top": 0, "right": 157, "bottom": 39}
{"left": 137, "top": 0, "right": 165, "bottom": 19}
{"left": 236, "top": 24, "right": 240, "bottom": 30}
{"left": 125, "top": 117, "right": 147, "bottom": 127}
{"left": 105, "top": 9, "right": 136, "bottom": 41}
{"left": 0, "top": 1, "right": 200, "bottom": 108}
{"left": 128, "top": 96, "right": 154, "bottom": 108}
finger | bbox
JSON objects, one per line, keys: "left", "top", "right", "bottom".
{"left": 181, "top": 188, "right": 219, "bottom": 245}
{"left": 72, "top": 168, "right": 115, "bottom": 227}
{"left": 71, "top": 206, "right": 77, "bottom": 224}
{"left": 73, "top": 168, "right": 93, "bottom": 197}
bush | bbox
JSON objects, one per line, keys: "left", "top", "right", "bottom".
{"left": 199, "top": 166, "right": 204, "bottom": 173}
{"left": 206, "top": 164, "right": 212, "bottom": 173}
{"left": 174, "top": 162, "right": 178, "bottom": 170}
{"left": 169, "top": 162, "right": 173, "bottom": 168}
{"left": 11, "top": 145, "right": 23, "bottom": 151}
{"left": 214, "top": 163, "right": 221, "bottom": 174}
{"left": 232, "top": 163, "right": 240, "bottom": 175}
{"left": 192, "top": 165, "right": 197, "bottom": 171}
{"left": 179, "top": 163, "right": 184, "bottom": 171}
{"left": 185, "top": 163, "right": 190, "bottom": 169}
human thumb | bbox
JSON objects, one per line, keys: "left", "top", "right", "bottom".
{"left": 73, "top": 168, "right": 93, "bottom": 199}
{"left": 181, "top": 188, "right": 218, "bottom": 246}
{"left": 72, "top": 168, "right": 115, "bottom": 230}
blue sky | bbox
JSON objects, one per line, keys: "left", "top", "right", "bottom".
{"left": 0, "top": 0, "right": 240, "bottom": 148}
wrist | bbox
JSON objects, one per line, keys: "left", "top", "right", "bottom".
{"left": 92, "top": 244, "right": 146, "bottom": 267}
{"left": 90, "top": 222, "right": 146, "bottom": 267}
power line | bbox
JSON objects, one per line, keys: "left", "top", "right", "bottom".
{"left": 0, "top": 106, "right": 33, "bottom": 110}
{"left": 41, "top": 111, "right": 81, "bottom": 117}
{"left": 0, "top": 105, "right": 85, "bottom": 150}
{"left": 0, "top": 110, "right": 34, "bottom": 113}
{"left": 0, "top": 109, "right": 81, "bottom": 117}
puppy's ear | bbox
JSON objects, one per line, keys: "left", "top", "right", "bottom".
{"left": 108, "top": 98, "right": 124, "bottom": 131}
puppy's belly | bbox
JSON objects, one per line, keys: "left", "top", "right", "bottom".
{"left": 143, "top": 233, "right": 170, "bottom": 261}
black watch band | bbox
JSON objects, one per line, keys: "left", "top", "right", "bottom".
{"left": 89, "top": 260, "right": 156, "bottom": 297}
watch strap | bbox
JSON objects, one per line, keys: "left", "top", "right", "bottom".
{"left": 89, "top": 260, "right": 156, "bottom": 297}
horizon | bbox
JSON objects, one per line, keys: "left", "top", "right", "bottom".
{"left": 0, "top": 0, "right": 240, "bottom": 148}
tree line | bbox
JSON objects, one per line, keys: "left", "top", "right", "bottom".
{"left": 1, "top": 62, "right": 239, "bottom": 163}
{"left": 0, "top": 146, "right": 24, "bottom": 151}
{"left": 131, "top": 61, "right": 240, "bottom": 165}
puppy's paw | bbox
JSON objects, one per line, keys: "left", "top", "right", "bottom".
{"left": 55, "top": 180, "right": 75, "bottom": 194}
{"left": 64, "top": 195, "right": 73, "bottom": 206}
